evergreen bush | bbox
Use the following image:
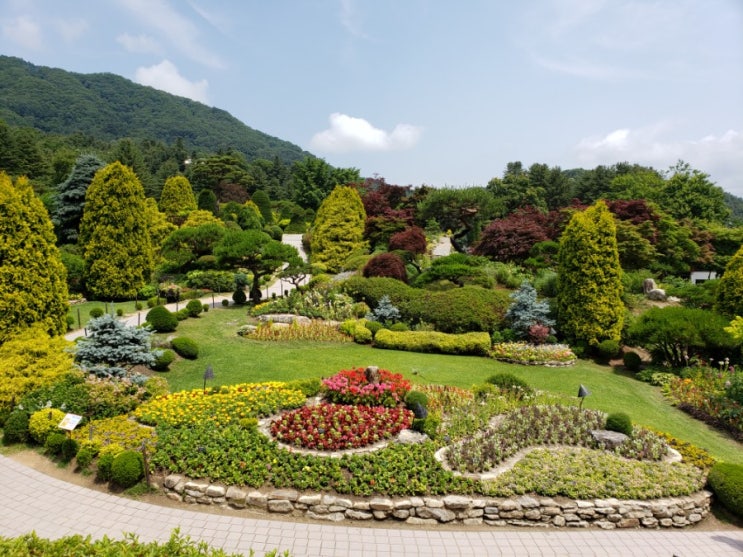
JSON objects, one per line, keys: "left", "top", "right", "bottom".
{"left": 404, "top": 391, "right": 429, "bottom": 418}
{"left": 75, "top": 444, "right": 98, "bottom": 470}
{"left": 596, "top": 339, "right": 621, "bottom": 359}
{"left": 707, "top": 462, "right": 743, "bottom": 518}
{"left": 60, "top": 438, "right": 79, "bottom": 463}
{"left": 374, "top": 329, "right": 491, "bottom": 355}
{"left": 623, "top": 350, "right": 642, "bottom": 372}
{"left": 96, "top": 444, "right": 124, "bottom": 482}
{"left": 175, "top": 308, "right": 190, "bottom": 321}
{"left": 185, "top": 299, "right": 203, "bottom": 317}
{"left": 110, "top": 449, "right": 144, "bottom": 488}
{"left": 89, "top": 307, "right": 104, "bottom": 319}
{"left": 145, "top": 305, "right": 178, "bottom": 333}
{"left": 171, "top": 337, "right": 199, "bottom": 359}
{"left": 44, "top": 432, "right": 67, "bottom": 456}
{"left": 2, "top": 410, "right": 30, "bottom": 444}
{"left": 151, "top": 349, "right": 176, "bottom": 371}
{"left": 605, "top": 412, "right": 633, "bottom": 436}
{"left": 352, "top": 325, "right": 373, "bottom": 344}
{"left": 232, "top": 289, "right": 247, "bottom": 305}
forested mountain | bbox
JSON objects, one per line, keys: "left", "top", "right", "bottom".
{"left": 0, "top": 56, "right": 310, "bottom": 164}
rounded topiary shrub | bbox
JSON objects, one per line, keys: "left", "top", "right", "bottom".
{"left": 2, "top": 409, "right": 30, "bottom": 444}
{"left": 232, "top": 289, "right": 247, "bottom": 305}
{"left": 623, "top": 350, "right": 642, "bottom": 372}
{"left": 45, "top": 432, "right": 67, "bottom": 455}
{"left": 404, "top": 390, "right": 429, "bottom": 418}
{"left": 110, "top": 449, "right": 144, "bottom": 488}
{"left": 28, "top": 408, "right": 66, "bottom": 445}
{"left": 221, "top": 298, "right": 230, "bottom": 307}
{"left": 175, "top": 308, "right": 190, "bottom": 321}
{"left": 707, "top": 462, "right": 743, "bottom": 518}
{"left": 96, "top": 444, "right": 124, "bottom": 482}
{"left": 151, "top": 349, "right": 176, "bottom": 371}
{"left": 365, "top": 320, "right": 384, "bottom": 337}
{"left": 60, "top": 438, "right": 79, "bottom": 463}
{"left": 596, "top": 339, "right": 621, "bottom": 360}
{"left": 352, "top": 325, "right": 373, "bottom": 344}
{"left": 89, "top": 307, "right": 104, "bottom": 319}
{"left": 75, "top": 444, "right": 98, "bottom": 470}
{"left": 146, "top": 305, "right": 178, "bottom": 333}
{"left": 171, "top": 337, "right": 199, "bottom": 359}
{"left": 605, "top": 412, "right": 633, "bottom": 436}
{"left": 485, "top": 373, "right": 534, "bottom": 397}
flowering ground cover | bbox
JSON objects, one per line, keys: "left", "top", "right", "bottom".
{"left": 71, "top": 414, "right": 157, "bottom": 450}
{"left": 490, "top": 342, "right": 576, "bottom": 365}
{"left": 446, "top": 405, "right": 667, "bottom": 474}
{"left": 270, "top": 403, "right": 413, "bottom": 451}
{"left": 664, "top": 366, "right": 743, "bottom": 441}
{"left": 321, "top": 367, "right": 411, "bottom": 407}
{"left": 242, "top": 321, "right": 352, "bottom": 343}
{"left": 133, "top": 382, "right": 306, "bottom": 428}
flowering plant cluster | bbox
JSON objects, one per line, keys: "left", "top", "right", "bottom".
{"left": 71, "top": 414, "right": 157, "bottom": 450}
{"left": 134, "top": 382, "right": 305, "bottom": 428}
{"left": 270, "top": 403, "right": 413, "bottom": 451}
{"left": 664, "top": 366, "right": 743, "bottom": 440}
{"left": 321, "top": 368, "right": 411, "bottom": 407}
{"left": 490, "top": 342, "right": 576, "bottom": 365}
{"left": 244, "top": 321, "right": 351, "bottom": 343}
{"left": 447, "top": 405, "right": 666, "bottom": 474}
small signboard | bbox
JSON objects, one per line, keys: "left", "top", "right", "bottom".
{"left": 58, "top": 413, "right": 83, "bottom": 431}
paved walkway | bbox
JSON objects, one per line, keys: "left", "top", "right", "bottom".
{"left": 1, "top": 455, "right": 741, "bottom": 556}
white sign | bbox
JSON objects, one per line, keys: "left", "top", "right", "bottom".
{"left": 58, "top": 413, "right": 83, "bottom": 431}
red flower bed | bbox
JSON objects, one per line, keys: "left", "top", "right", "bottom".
{"left": 270, "top": 403, "right": 414, "bottom": 451}
{"left": 321, "top": 367, "right": 411, "bottom": 407}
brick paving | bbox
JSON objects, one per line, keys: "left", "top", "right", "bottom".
{"left": 2, "top": 455, "right": 742, "bottom": 556}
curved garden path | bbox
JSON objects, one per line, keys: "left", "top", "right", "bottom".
{"left": 1, "top": 455, "right": 741, "bottom": 556}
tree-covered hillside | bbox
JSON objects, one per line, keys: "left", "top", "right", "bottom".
{"left": 0, "top": 56, "right": 310, "bottom": 164}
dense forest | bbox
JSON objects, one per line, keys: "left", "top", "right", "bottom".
{"left": 0, "top": 56, "right": 309, "bottom": 167}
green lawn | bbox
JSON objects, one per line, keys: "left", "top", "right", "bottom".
{"left": 68, "top": 300, "right": 142, "bottom": 329}
{"left": 159, "top": 306, "right": 743, "bottom": 464}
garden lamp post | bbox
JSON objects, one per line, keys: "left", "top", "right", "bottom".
{"left": 578, "top": 384, "right": 591, "bottom": 409}
{"left": 203, "top": 365, "right": 214, "bottom": 393}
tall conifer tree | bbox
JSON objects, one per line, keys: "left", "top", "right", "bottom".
{"left": 310, "top": 185, "right": 367, "bottom": 273}
{"left": 0, "top": 172, "right": 69, "bottom": 343}
{"left": 556, "top": 200, "right": 624, "bottom": 347}
{"left": 79, "top": 162, "right": 154, "bottom": 300}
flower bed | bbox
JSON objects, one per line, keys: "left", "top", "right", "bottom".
{"left": 243, "top": 321, "right": 352, "bottom": 343}
{"left": 321, "top": 367, "right": 411, "bottom": 407}
{"left": 270, "top": 403, "right": 414, "bottom": 451}
{"left": 663, "top": 366, "right": 743, "bottom": 441}
{"left": 490, "top": 342, "right": 576, "bottom": 365}
{"left": 446, "top": 405, "right": 666, "bottom": 474}
{"left": 71, "top": 414, "right": 157, "bottom": 450}
{"left": 133, "top": 382, "right": 306, "bottom": 427}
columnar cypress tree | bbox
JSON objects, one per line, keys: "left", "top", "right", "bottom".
{"left": 79, "top": 162, "right": 154, "bottom": 300}
{"left": 556, "top": 200, "right": 624, "bottom": 346}
{"left": 158, "top": 175, "right": 197, "bottom": 224}
{"left": 0, "top": 172, "right": 69, "bottom": 343}
{"left": 310, "top": 185, "right": 367, "bottom": 273}
{"left": 251, "top": 190, "right": 273, "bottom": 224}
{"left": 715, "top": 244, "right": 743, "bottom": 317}
{"left": 52, "top": 154, "right": 105, "bottom": 245}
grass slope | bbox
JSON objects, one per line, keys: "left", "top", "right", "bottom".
{"left": 159, "top": 306, "right": 743, "bottom": 464}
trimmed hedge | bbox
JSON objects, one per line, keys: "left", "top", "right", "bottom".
{"left": 342, "top": 277, "right": 510, "bottom": 333}
{"left": 145, "top": 306, "right": 178, "bottom": 333}
{"left": 707, "top": 462, "right": 743, "bottom": 518}
{"left": 171, "top": 337, "right": 199, "bottom": 359}
{"left": 374, "top": 329, "right": 491, "bottom": 355}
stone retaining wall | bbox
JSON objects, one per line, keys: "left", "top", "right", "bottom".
{"left": 161, "top": 475, "right": 711, "bottom": 529}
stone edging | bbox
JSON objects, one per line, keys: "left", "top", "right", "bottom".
{"left": 160, "top": 475, "right": 711, "bottom": 529}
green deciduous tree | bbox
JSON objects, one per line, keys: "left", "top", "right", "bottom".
{"left": 158, "top": 175, "right": 197, "bottom": 224}
{"left": 0, "top": 173, "right": 69, "bottom": 343}
{"left": 310, "top": 185, "right": 368, "bottom": 273}
{"left": 52, "top": 154, "right": 105, "bottom": 245}
{"left": 79, "top": 162, "right": 154, "bottom": 300}
{"left": 556, "top": 200, "right": 624, "bottom": 347}
{"left": 659, "top": 161, "right": 730, "bottom": 224}
{"left": 716, "top": 243, "right": 743, "bottom": 317}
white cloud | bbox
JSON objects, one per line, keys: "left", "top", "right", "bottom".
{"left": 117, "top": 33, "right": 161, "bottom": 55}
{"left": 310, "top": 113, "right": 422, "bottom": 153}
{"left": 2, "top": 15, "right": 43, "bottom": 50}
{"left": 340, "top": 0, "right": 368, "bottom": 39}
{"left": 575, "top": 125, "right": 743, "bottom": 195}
{"left": 134, "top": 60, "right": 209, "bottom": 104}
{"left": 117, "top": 0, "right": 225, "bottom": 69}
{"left": 54, "top": 18, "right": 88, "bottom": 42}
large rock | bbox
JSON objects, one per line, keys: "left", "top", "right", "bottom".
{"left": 646, "top": 288, "right": 667, "bottom": 301}
{"left": 591, "top": 429, "right": 629, "bottom": 449}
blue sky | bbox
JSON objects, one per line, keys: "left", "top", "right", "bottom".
{"left": 1, "top": 0, "right": 742, "bottom": 195}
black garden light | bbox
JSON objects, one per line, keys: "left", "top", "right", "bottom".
{"left": 577, "top": 384, "right": 591, "bottom": 409}
{"left": 203, "top": 364, "right": 215, "bottom": 393}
